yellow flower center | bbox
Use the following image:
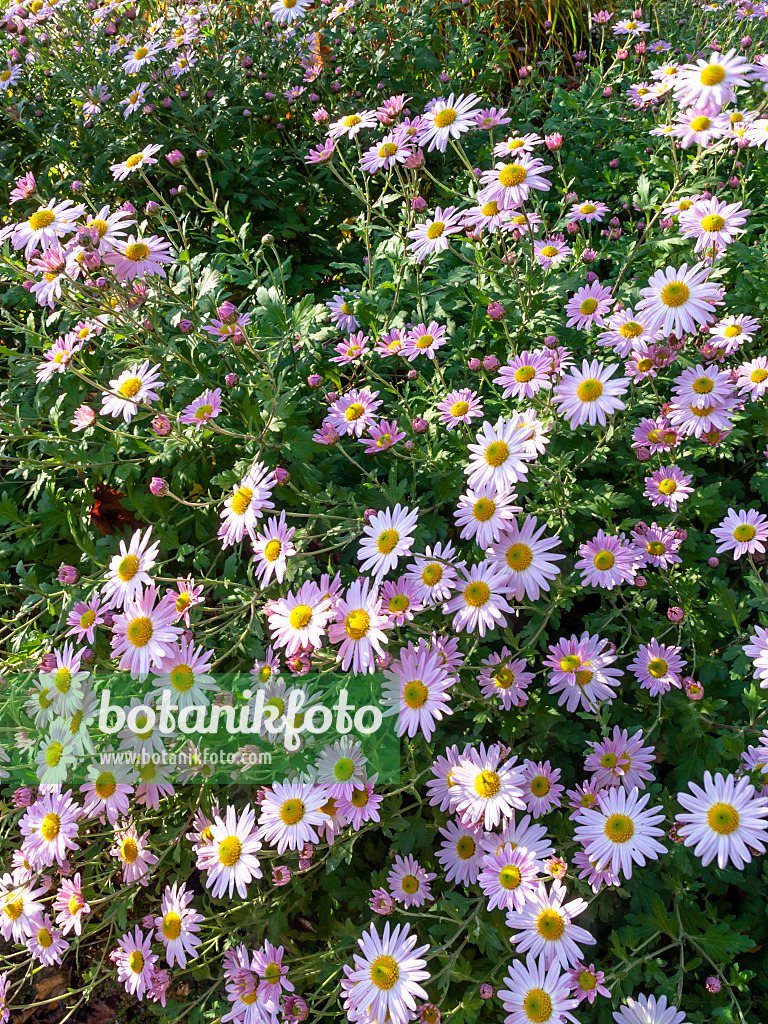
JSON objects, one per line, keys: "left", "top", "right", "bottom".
{"left": 648, "top": 658, "right": 668, "bottom": 678}
{"left": 475, "top": 770, "right": 500, "bottom": 798}
{"left": 4, "top": 899, "right": 23, "bottom": 921}
{"left": 464, "top": 581, "right": 491, "bottom": 607}
{"left": 451, "top": 400, "right": 470, "bottom": 417}
{"left": 481, "top": 201, "right": 499, "bottom": 216}
{"left": 473, "top": 497, "right": 496, "bottom": 521}
{"left": 121, "top": 838, "right": 139, "bottom": 863}
{"left": 500, "top": 864, "right": 522, "bottom": 889}
{"left": 55, "top": 667, "right": 71, "bottom": 694}
{"left": 560, "top": 654, "right": 581, "bottom": 672}
{"left": 576, "top": 379, "right": 603, "bottom": 402}
{"left": 370, "top": 955, "right": 399, "bottom": 990}
{"left": 134, "top": 46, "right": 149, "bottom": 59}
{"left": 29, "top": 209, "right": 56, "bottom": 231}
{"left": 515, "top": 365, "right": 536, "bottom": 382}
{"left": 619, "top": 320, "right": 644, "bottom": 338}
{"left": 289, "top": 604, "right": 313, "bottom": 629}
{"left": 604, "top": 813, "right": 635, "bottom": 843}
{"left": 334, "top": 757, "right": 355, "bottom": 781}
{"left": 343, "top": 114, "right": 362, "bottom": 128}
{"left": 378, "top": 142, "right": 399, "bottom": 157}
{"left": 345, "top": 402, "right": 365, "bottom": 421}
{"left": 124, "top": 242, "right": 150, "bottom": 261}
{"left": 119, "top": 377, "right": 142, "bottom": 399}
{"left": 707, "top": 802, "right": 739, "bottom": 834}
{"left": 647, "top": 540, "right": 666, "bottom": 556}
{"left": 751, "top": 368, "right": 768, "bottom": 383}
{"left": 80, "top": 610, "right": 96, "bottom": 629}
{"left": 540, "top": 246, "right": 559, "bottom": 257}
{"left": 37, "top": 927, "right": 53, "bottom": 948}
{"left": 701, "top": 214, "right": 725, "bottom": 232}
{"left": 593, "top": 550, "right": 615, "bottom": 571}
{"left": 660, "top": 281, "right": 691, "bottom": 308}
{"left": 691, "top": 115, "right": 712, "bottom": 131}
{"left": 118, "top": 554, "right": 140, "bottom": 581}
{"left": 426, "top": 221, "right": 445, "bottom": 239}
{"left": 231, "top": 486, "right": 253, "bottom": 515}
{"left": 579, "top": 298, "right": 599, "bottom": 315}
{"left": 170, "top": 664, "right": 195, "bottom": 692}
{"left": 41, "top": 812, "right": 61, "bottom": 840}
{"left": 264, "top": 962, "right": 281, "bottom": 983}
{"left": 377, "top": 529, "right": 400, "bottom": 554}
{"left": 692, "top": 376, "right": 714, "bottom": 394}
{"left": 344, "top": 609, "right": 370, "bottom": 640}
{"left": 280, "top": 799, "right": 305, "bottom": 825}
{"left": 485, "top": 440, "right": 509, "bottom": 466}
{"left": 126, "top": 616, "right": 154, "bottom": 647}
{"left": 400, "top": 873, "right": 419, "bottom": 893}
{"left": 125, "top": 153, "right": 144, "bottom": 169}
{"left": 494, "top": 667, "right": 515, "bottom": 689}
{"left": 218, "top": 835, "right": 242, "bottom": 865}
{"left": 523, "top": 989, "right": 552, "bottom": 1023}
{"left": 506, "top": 542, "right": 533, "bottom": 572}
{"left": 579, "top": 971, "right": 597, "bottom": 991}
{"left": 194, "top": 403, "right": 214, "bottom": 420}
{"left": 128, "top": 951, "right": 145, "bottom": 974}
{"left": 46, "top": 742, "right": 64, "bottom": 767}
{"left": 162, "top": 912, "right": 182, "bottom": 940}
{"left": 388, "top": 594, "right": 410, "bottom": 613}
{"left": 351, "top": 787, "right": 370, "bottom": 807}
{"left": 433, "top": 107, "right": 457, "bottom": 128}
{"left": 724, "top": 324, "right": 742, "bottom": 337}
{"left": 530, "top": 776, "right": 550, "bottom": 797}
{"left": 657, "top": 478, "right": 677, "bottom": 495}
{"left": 422, "top": 562, "right": 443, "bottom": 585}
{"left": 576, "top": 669, "right": 593, "bottom": 687}
{"left": 734, "top": 524, "right": 756, "bottom": 542}
{"left": 536, "top": 908, "right": 565, "bottom": 940}
{"left": 456, "top": 836, "right": 476, "bottom": 859}
{"left": 580, "top": 203, "right": 596, "bottom": 214}
{"left": 95, "top": 772, "right": 117, "bottom": 798}
{"left": 403, "top": 679, "right": 428, "bottom": 709}
{"left": 498, "top": 164, "right": 527, "bottom": 187}
{"left": 700, "top": 63, "right": 726, "bottom": 85}
{"left": 636, "top": 358, "right": 654, "bottom": 372}
{"left": 68, "top": 895, "right": 82, "bottom": 915}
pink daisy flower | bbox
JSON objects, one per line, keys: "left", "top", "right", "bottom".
{"left": 521, "top": 760, "right": 564, "bottom": 818}
{"left": 328, "top": 578, "right": 391, "bottom": 674}
{"left": 110, "top": 144, "right": 162, "bottom": 181}
{"left": 533, "top": 235, "right": 572, "bottom": 269}
{"left": 360, "top": 419, "right": 407, "bottom": 453}
{"left": 454, "top": 487, "right": 521, "bottom": 548}
{"left": 564, "top": 282, "right": 614, "bottom": 330}
{"left": 178, "top": 388, "right": 222, "bottom": 429}
{"left": 544, "top": 633, "right": 623, "bottom": 713}
{"left": 407, "top": 206, "right": 464, "bottom": 262}
{"left": 101, "top": 526, "right": 160, "bottom": 610}
{"left": 111, "top": 585, "right": 182, "bottom": 679}
{"left": 113, "top": 925, "right": 158, "bottom": 1000}
{"left": 80, "top": 760, "right": 134, "bottom": 825}
{"left": 53, "top": 874, "right": 90, "bottom": 936}
{"left": 477, "top": 649, "right": 533, "bottom": 709}
{"left": 326, "top": 288, "right": 359, "bottom": 332}
{"left": 218, "top": 460, "right": 276, "bottom": 548}
{"left": 711, "top": 507, "right": 768, "bottom": 559}
{"left": 326, "top": 388, "right": 383, "bottom": 437}
{"left": 631, "top": 523, "right": 682, "bottom": 569}
{"left": 498, "top": 953, "right": 579, "bottom": 1024}
{"left": 435, "top": 820, "right": 485, "bottom": 884}
{"left": 450, "top": 743, "right": 526, "bottom": 829}
{"left": 478, "top": 154, "right": 552, "bottom": 208}
{"left": 678, "top": 197, "right": 749, "bottom": 252}
{"left": 257, "top": 782, "right": 327, "bottom": 854}
{"left": 336, "top": 777, "right": 383, "bottom": 829}
{"left": 575, "top": 530, "right": 638, "bottom": 590}
{"left": 644, "top": 465, "right": 694, "bottom": 511}
{"left": 574, "top": 787, "right": 666, "bottom": 879}
{"left": 567, "top": 963, "right": 610, "bottom": 1005}
{"left": 486, "top": 515, "right": 564, "bottom": 601}
{"left": 444, "top": 563, "right": 514, "bottom": 637}
{"left": 196, "top": 803, "right": 263, "bottom": 898}
{"left": 253, "top": 511, "right": 296, "bottom": 587}
{"left": 20, "top": 790, "right": 81, "bottom": 868}
{"left": 675, "top": 771, "right": 768, "bottom": 869}
{"left": 417, "top": 92, "right": 482, "bottom": 151}
{"left": 382, "top": 641, "right": 453, "bottom": 741}
{"left": 465, "top": 416, "right": 534, "bottom": 493}
{"left": 737, "top": 356, "right": 768, "bottom": 399}
{"left": 506, "top": 879, "right": 596, "bottom": 969}
{"left": 27, "top": 915, "right": 69, "bottom": 967}
{"left": 155, "top": 882, "right": 203, "bottom": 968}
{"left": 267, "top": 580, "right": 333, "bottom": 656}
{"left": 347, "top": 922, "right": 430, "bottom": 1024}
{"left": 387, "top": 854, "right": 436, "bottom": 908}
{"left": 380, "top": 577, "right": 422, "bottom": 625}
{"left": 585, "top": 727, "right": 657, "bottom": 791}
{"left": 553, "top": 360, "right": 628, "bottom": 428}
{"left": 331, "top": 330, "right": 369, "bottom": 365}
{"left": 569, "top": 199, "right": 609, "bottom": 223}
{"left": 437, "top": 388, "right": 483, "bottom": 429}
{"left": 103, "top": 234, "right": 175, "bottom": 282}
{"left": 637, "top": 262, "right": 722, "bottom": 336}
{"left": 629, "top": 639, "right": 687, "bottom": 696}
{"left": 66, "top": 597, "right": 105, "bottom": 643}
{"left": 478, "top": 845, "right": 540, "bottom": 912}
{"left": 494, "top": 351, "right": 552, "bottom": 399}
{"left": 403, "top": 321, "right": 448, "bottom": 361}
{"left": 101, "top": 361, "right": 164, "bottom": 424}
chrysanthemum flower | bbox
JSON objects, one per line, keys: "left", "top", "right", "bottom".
{"left": 672, "top": 363, "right": 734, "bottom": 410}
{"left": 495, "top": 351, "right": 553, "bottom": 399}
{"left": 380, "top": 577, "right": 421, "bottom": 625}
{"left": 437, "top": 388, "right": 484, "bottom": 429}
{"left": 576, "top": 530, "right": 638, "bottom": 590}
{"left": 218, "top": 461, "right": 276, "bottom": 548}
{"left": 613, "top": 17, "right": 650, "bottom": 33}
{"left": 462, "top": 199, "right": 516, "bottom": 234}
{"left": 480, "top": 812, "right": 555, "bottom": 868}
{"left": 493, "top": 132, "right": 543, "bottom": 155}
{"left": 150, "top": 636, "right": 218, "bottom": 709}
{"left": 360, "top": 132, "right": 414, "bottom": 173}
{"left": 327, "top": 388, "right": 383, "bottom": 437}
{"left": 521, "top": 760, "right": 564, "bottom": 818}
{"left": 336, "top": 776, "right": 383, "bottom": 829}
{"left": 253, "top": 940, "right": 294, "bottom": 1002}
{"left": 576, "top": 853, "right": 622, "bottom": 896}
{"left": 327, "top": 109, "right": 380, "bottom": 139}
{"left": 544, "top": 632, "right": 623, "bottom": 713}
{"left": 629, "top": 639, "right": 687, "bottom": 696}
{"left": 101, "top": 361, "right": 164, "bottom": 424}
{"left": 257, "top": 782, "right": 328, "bottom": 854}
{"left": 326, "top": 288, "right": 359, "bottom": 331}
{"left": 506, "top": 879, "right": 595, "bottom": 969}
{"left": 451, "top": 743, "right": 526, "bottom": 829}
{"left": 382, "top": 641, "right": 453, "bottom": 741}
{"left": 154, "top": 882, "right": 203, "bottom": 968}
{"left": 486, "top": 516, "right": 564, "bottom": 601}
{"left": 737, "top": 356, "right": 768, "bottom": 399}
{"left": 178, "top": 388, "right": 222, "bottom": 429}
{"left": 104, "top": 234, "right": 175, "bottom": 282}
{"left": 569, "top": 199, "right": 609, "bottom": 223}
{"left": 574, "top": 787, "right": 666, "bottom": 879}
{"left": 478, "top": 648, "right": 533, "bottom": 709}
{"left": 347, "top": 922, "right": 430, "bottom": 1024}
{"left": 454, "top": 486, "right": 521, "bottom": 549}
{"left": 40, "top": 641, "right": 88, "bottom": 717}
{"left": 360, "top": 418, "right": 407, "bottom": 453}
{"left": 671, "top": 107, "right": 729, "bottom": 148}
{"left": 417, "top": 92, "right": 482, "bottom": 151}
{"left": 631, "top": 523, "right": 682, "bottom": 569}
{"left": 533, "top": 235, "right": 572, "bottom": 269}
{"left": 19, "top": 790, "right": 81, "bottom": 868}
{"left": 122, "top": 42, "right": 159, "bottom": 73}
{"left": 597, "top": 307, "right": 659, "bottom": 357}
{"left": 387, "top": 854, "right": 436, "bottom": 908}
{"left": 80, "top": 759, "right": 135, "bottom": 825}
{"left": 678, "top": 197, "right": 749, "bottom": 252}
{"left": 553, "top": 359, "right": 628, "bottom": 428}
{"left": 479, "top": 844, "right": 540, "bottom": 912}
{"left": 613, "top": 992, "right": 690, "bottom": 1024}
{"left": 585, "top": 727, "right": 657, "bottom": 791}
{"left": 26, "top": 914, "right": 69, "bottom": 967}
{"left": 11, "top": 198, "right": 85, "bottom": 258}
{"left": 465, "top": 416, "right": 534, "bottom": 493}
{"left": 444, "top": 562, "right": 515, "bottom": 637}
{"left": 330, "top": 330, "right": 369, "bottom": 365}
{"left": 197, "top": 803, "right": 263, "bottom": 897}
{"left": 101, "top": 526, "right": 160, "bottom": 610}
{"left": 478, "top": 154, "right": 552, "bottom": 208}
{"left": 270, "top": 0, "right": 313, "bottom": 23}
{"left": 267, "top": 580, "right": 333, "bottom": 656}
{"left": 35, "top": 334, "right": 82, "bottom": 383}
{"left": 66, "top": 598, "right": 105, "bottom": 644}
{"left": 674, "top": 48, "right": 757, "bottom": 107}
{"left": 644, "top": 465, "right": 694, "bottom": 511}
{"left": 0, "top": 879, "right": 47, "bottom": 942}
{"left": 711, "top": 507, "right": 768, "bottom": 559}
{"left": 329, "top": 577, "right": 391, "bottom": 674}
{"left": 498, "top": 952, "right": 579, "bottom": 1024}
{"left": 316, "top": 737, "right": 368, "bottom": 798}
{"left": 252, "top": 510, "right": 296, "bottom": 587}
{"left": 407, "top": 205, "right": 464, "bottom": 262}
{"left": 114, "top": 925, "right": 158, "bottom": 1000}
{"left": 111, "top": 585, "right": 183, "bottom": 680}
{"left": 358, "top": 504, "right": 419, "bottom": 581}
{"left": 53, "top": 873, "right": 90, "bottom": 936}
{"left": 637, "top": 262, "right": 722, "bottom": 336}
{"left": 567, "top": 962, "right": 609, "bottom": 1005}
{"left": 110, "top": 820, "right": 158, "bottom": 885}
{"left": 435, "top": 820, "right": 485, "bottom": 884}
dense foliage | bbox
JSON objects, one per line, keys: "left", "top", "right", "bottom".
{"left": 2, "top": 0, "right": 768, "bottom": 1022}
